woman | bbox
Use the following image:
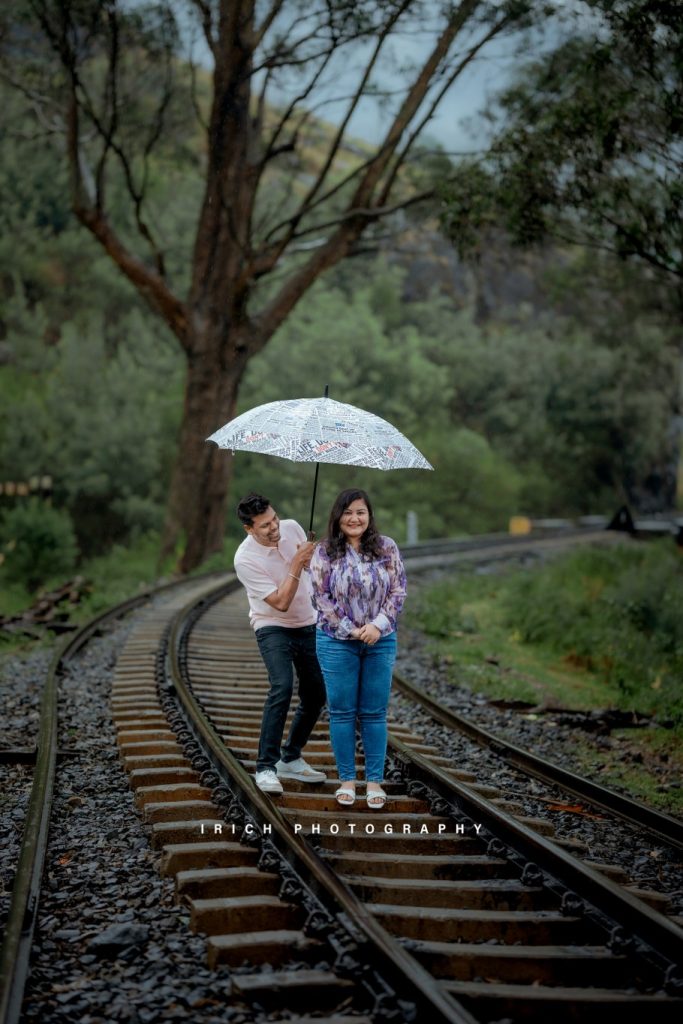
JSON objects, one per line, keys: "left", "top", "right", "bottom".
{"left": 309, "top": 489, "right": 406, "bottom": 809}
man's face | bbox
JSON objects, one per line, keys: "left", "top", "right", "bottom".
{"left": 246, "top": 506, "right": 281, "bottom": 547}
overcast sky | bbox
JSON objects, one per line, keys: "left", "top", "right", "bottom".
{"left": 177, "top": 3, "right": 580, "bottom": 155}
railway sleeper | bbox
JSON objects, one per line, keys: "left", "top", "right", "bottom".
{"left": 622, "top": 886, "right": 672, "bottom": 913}
{"left": 279, "top": 791, "right": 428, "bottom": 813}
{"left": 229, "top": 969, "right": 356, "bottom": 1013}
{"left": 370, "top": 904, "right": 598, "bottom": 944}
{"left": 254, "top": 1018, "right": 373, "bottom": 1024}
{"left": 118, "top": 739, "right": 184, "bottom": 756}
{"left": 314, "top": 832, "right": 484, "bottom": 854}
{"left": 207, "top": 929, "right": 326, "bottom": 969}
{"left": 410, "top": 939, "right": 638, "bottom": 986}
{"left": 111, "top": 694, "right": 160, "bottom": 706}
{"left": 142, "top": 799, "right": 220, "bottom": 824}
{"left": 112, "top": 710, "right": 168, "bottom": 725}
{"left": 134, "top": 782, "right": 213, "bottom": 807}
{"left": 322, "top": 851, "right": 517, "bottom": 880}
{"left": 188, "top": 894, "right": 305, "bottom": 935}
{"left": 128, "top": 767, "right": 200, "bottom": 790}
{"left": 343, "top": 876, "right": 553, "bottom": 912}
{"left": 279, "top": 808, "right": 454, "bottom": 830}
{"left": 176, "top": 866, "right": 281, "bottom": 901}
{"left": 112, "top": 702, "right": 164, "bottom": 716}
{"left": 443, "top": 979, "right": 683, "bottom": 1023}
{"left": 111, "top": 688, "right": 159, "bottom": 700}
{"left": 123, "top": 753, "right": 189, "bottom": 770}
{"left": 116, "top": 728, "right": 178, "bottom": 745}
{"left": 150, "top": 819, "right": 229, "bottom": 848}
{"left": 272, "top": 778, "right": 404, "bottom": 795}
{"left": 583, "top": 861, "right": 629, "bottom": 883}
{"left": 160, "top": 841, "right": 260, "bottom": 875}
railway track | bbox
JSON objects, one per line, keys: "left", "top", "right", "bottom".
{"left": 113, "top": 571, "right": 681, "bottom": 1022}
{"left": 0, "top": 573, "right": 225, "bottom": 1024}
{"left": 391, "top": 669, "right": 683, "bottom": 855}
{"left": 3, "top": 525, "right": 681, "bottom": 1023}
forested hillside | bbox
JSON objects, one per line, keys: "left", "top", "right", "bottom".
{"left": 0, "top": 1, "right": 680, "bottom": 602}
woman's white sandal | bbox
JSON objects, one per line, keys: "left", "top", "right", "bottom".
{"left": 335, "top": 786, "right": 356, "bottom": 807}
{"left": 366, "top": 787, "right": 387, "bottom": 810}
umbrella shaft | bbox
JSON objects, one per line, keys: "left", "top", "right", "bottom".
{"left": 309, "top": 461, "right": 321, "bottom": 538}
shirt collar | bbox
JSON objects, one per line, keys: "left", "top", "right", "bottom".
{"left": 246, "top": 533, "right": 279, "bottom": 556}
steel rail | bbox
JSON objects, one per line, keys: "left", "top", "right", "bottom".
{"left": 174, "top": 578, "right": 683, "bottom": 1015}
{"left": 392, "top": 670, "right": 683, "bottom": 853}
{"left": 400, "top": 525, "right": 600, "bottom": 560}
{"left": 0, "top": 570, "right": 227, "bottom": 1024}
{"left": 386, "top": 733, "right": 683, "bottom": 973}
{"left": 167, "top": 578, "right": 478, "bottom": 1024}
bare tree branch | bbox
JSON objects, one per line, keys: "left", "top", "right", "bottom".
{"left": 377, "top": 10, "right": 515, "bottom": 207}
{"left": 254, "top": 0, "right": 285, "bottom": 49}
{"left": 259, "top": 1, "right": 481, "bottom": 257}
{"left": 30, "top": 1, "right": 190, "bottom": 342}
{"left": 94, "top": 2, "right": 119, "bottom": 209}
{"left": 294, "top": 0, "right": 412, "bottom": 219}
{"left": 258, "top": 43, "right": 335, "bottom": 166}
{"left": 350, "top": 0, "right": 482, "bottom": 210}
{"left": 283, "top": 188, "right": 434, "bottom": 241}
{"left": 188, "top": 52, "right": 209, "bottom": 132}
{"left": 188, "top": 0, "right": 217, "bottom": 58}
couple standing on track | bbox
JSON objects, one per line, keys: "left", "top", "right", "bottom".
{"left": 233, "top": 489, "right": 407, "bottom": 809}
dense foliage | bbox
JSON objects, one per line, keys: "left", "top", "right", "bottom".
{"left": 2, "top": 238, "right": 678, "bottom": 597}
{"left": 0, "top": 500, "right": 78, "bottom": 591}
{"left": 0, "top": 1, "right": 681, "bottom": 597}
{"left": 408, "top": 541, "right": 683, "bottom": 728}
{"left": 442, "top": 1, "right": 682, "bottom": 282}
{"left": 502, "top": 543, "right": 683, "bottom": 726}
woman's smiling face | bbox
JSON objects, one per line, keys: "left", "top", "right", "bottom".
{"left": 339, "top": 498, "right": 369, "bottom": 548}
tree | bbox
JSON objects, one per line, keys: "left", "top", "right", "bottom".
{"left": 439, "top": 0, "right": 682, "bottom": 509}
{"left": 0, "top": 0, "right": 546, "bottom": 570}
{"left": 441, "top": 1, "right": 682, "bottom": 282}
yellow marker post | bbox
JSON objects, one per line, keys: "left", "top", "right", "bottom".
{"left": 509, "top": 516, "right": 532, "bottom": 535}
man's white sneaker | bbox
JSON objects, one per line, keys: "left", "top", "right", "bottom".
{"left": 276, "top": 757, "right": 327, "bottom": 782}
{"left": 255, "top": 769, "right": 283, "bottom": 794}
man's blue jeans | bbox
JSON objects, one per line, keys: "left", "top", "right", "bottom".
{"left": 315, "top": 631, "right": 397, "bottom": 783}
{"left": 255, "top": 625, "right": 326, "bottom": 772}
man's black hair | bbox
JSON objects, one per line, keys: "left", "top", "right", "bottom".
{"left": 236, "top": 492, "right": 271, "bottom": 526}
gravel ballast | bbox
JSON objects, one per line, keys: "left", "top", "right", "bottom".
{"left": 1, "top": 610, "right": 255, "bottom": 1024}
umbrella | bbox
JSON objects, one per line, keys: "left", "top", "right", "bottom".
{"left": 206, "top": 388, "right": 432, "bottom": 534}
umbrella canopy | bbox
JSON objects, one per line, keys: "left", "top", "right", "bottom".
{"left": 207, "top": 394, "right": 432, "bottom": 535}
{"left": 206, "top": 396, "right": 433, "bottom": 471}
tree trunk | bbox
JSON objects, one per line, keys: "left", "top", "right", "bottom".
{"left": 162, "top": 328, "right": 249, "bottom": 573}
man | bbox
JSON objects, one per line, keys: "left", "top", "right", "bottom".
{"left": 233, "top": 492, "right": 327, "bottom": 794}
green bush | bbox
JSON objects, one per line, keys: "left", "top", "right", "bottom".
{"left": 0, "top": 500, "right": 79, "bottom": 592}
{"left": 503, "top": 542, "right": 683, "bottom": 724}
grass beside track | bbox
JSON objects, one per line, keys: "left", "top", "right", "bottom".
{"left": 405, "top": 539, "right": 683, "bottom": 815}
{"left": 0, "top": 532, "right": 240, "bottom": 651}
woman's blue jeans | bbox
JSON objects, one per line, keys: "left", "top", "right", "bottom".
{"left": 315, "top": 631, "right": 397, "bottom": 783}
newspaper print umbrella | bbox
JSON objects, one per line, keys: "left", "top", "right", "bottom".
{"left": 207, "top": 393, "right": 432, "bottom": 533}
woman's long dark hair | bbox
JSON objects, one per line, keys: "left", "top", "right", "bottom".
{"left": 324, "top": 488, "right": 383, "bottom": 561}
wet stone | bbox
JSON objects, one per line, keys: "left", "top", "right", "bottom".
{"left": 87, "top": 922, "right": 151, "bottom": 957}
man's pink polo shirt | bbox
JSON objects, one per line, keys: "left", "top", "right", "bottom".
{"left": 233, "top": 518, "right": 316, "bottom": 631}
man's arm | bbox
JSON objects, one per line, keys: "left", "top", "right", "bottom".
{"left": 263, "top": 541, "right": 316, "bottom": 613}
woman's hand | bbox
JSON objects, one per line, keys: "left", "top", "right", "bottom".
{"left": 358, "top": 623, "right": 381, "bottom": 645}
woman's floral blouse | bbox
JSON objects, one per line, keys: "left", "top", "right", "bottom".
{"left": 309, "top": 536, "right": 407, "bottom": 639}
